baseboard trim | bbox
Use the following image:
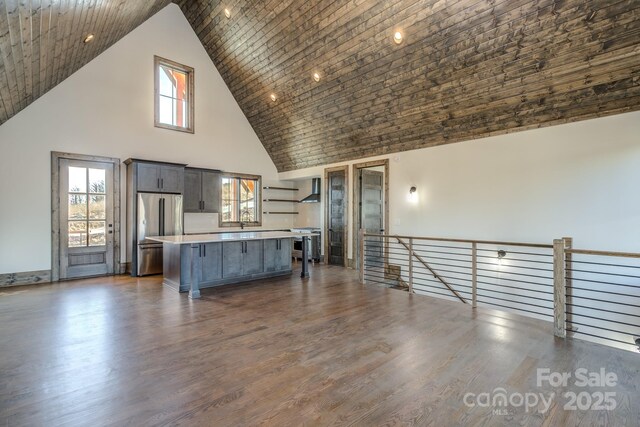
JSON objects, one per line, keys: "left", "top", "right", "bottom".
{"left": 0, "top": 270, "right": 52, "bottom": 288}
{"left": 118, "top": 262, "right": 130, "bottom": 275}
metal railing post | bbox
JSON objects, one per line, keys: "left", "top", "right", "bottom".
{"left": 408, "top": 237, "right": 414, "bottom": 293}
{"left": 359, "top": 228, "right": 365, "bottom": 284}
{"left": 471, "top": 242, "right": 477, "bottom": 309}
{"left": 553, "top": 238, "right": 567, "bottom": 338}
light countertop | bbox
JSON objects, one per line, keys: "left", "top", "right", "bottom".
{"left": 148, "top": 231, "right": 319, "bottom": 245}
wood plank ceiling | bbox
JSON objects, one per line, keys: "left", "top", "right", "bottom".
{"left": 0, "top": 1, "right": 638, "bottom": 172}
{"left": 177, "top": 0, "right": 640, "bottom": 172}
{"left": 0, "top": 0, "right": 171, "bottom": 126}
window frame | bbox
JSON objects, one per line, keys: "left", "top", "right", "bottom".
{"left": 219, "top": 172, "right": 262, "bottom": 228}
{"left": 154, "top": 55, "right": 195, "bottom": 134}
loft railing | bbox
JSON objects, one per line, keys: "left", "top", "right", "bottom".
{"left": 359, "top": 231, "right": 640, "bottom": 353}
{"left": 558, "top": 243, "right": 640, "bottom": 353}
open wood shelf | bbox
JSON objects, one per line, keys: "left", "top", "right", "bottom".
{"left": 263, "top": 186, "right": 298, "bottom": 191}
{"left": 263, "top": 198, "right": 299, "bottom": 202}
{"left": 263, "top": 211, "right": 299, "bottom": 215}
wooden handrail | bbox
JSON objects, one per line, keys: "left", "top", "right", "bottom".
{"left": 363, "top": 233, "right": 553, "bottom": 249}
{"left": 396, "top": 237, "right": 467, "bottom": 304}
{"left": 566, "top": 248, "right": 640, "bottom": 259}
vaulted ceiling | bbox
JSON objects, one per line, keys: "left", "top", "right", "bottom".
{"left": 177, "top": 0, "right": 640, "bottom": 171}
{"left": 1, "top": 1, "right": 639, "bottom": 172}
{"left": 0, "top": 0, "right": 171, "bottom": 125}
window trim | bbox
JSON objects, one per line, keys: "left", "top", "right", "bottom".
{"left": 219, "top": 172, "right": 262, "bottom": 228}
{"left": 154, "top": 55, "right": 195, "bottom": 134}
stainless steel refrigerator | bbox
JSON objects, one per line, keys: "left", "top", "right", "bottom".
{"left": 137, "top": 193, "right": 183, "bottom": 276}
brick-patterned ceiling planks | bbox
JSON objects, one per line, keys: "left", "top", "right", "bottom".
{"left": 177, "top": 0, "right": 640, "bottom": 172}
{"left": 0, "top": 0, "right": 171, "bottom": 125}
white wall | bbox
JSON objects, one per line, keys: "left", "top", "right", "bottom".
{"left": 0, "top": 4, "right": 292, "bottom": 274}
{"left": 281, "top": 111, "right": 640, "bottom": 257}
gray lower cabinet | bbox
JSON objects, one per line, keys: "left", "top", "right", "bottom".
{"left": 201, "top": 243, "right": 223, "bottom": 282}
{"left": 222, "top": 241, "right": 243, "bottom": 279}
{"left": 223, "top": 240, "right": 264, "bottom": 277}
{"left": 243, "top": 241, "right": 264, "bottom": 275}
{"left": 164, "top": 239, "right": 292, "bottom": 292}
{"left": 264, "top": 239, "right": 292, "bottom": 272}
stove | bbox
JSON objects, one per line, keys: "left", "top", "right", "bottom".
{"left": 290, "top": 228, "right": 321, "bottom": 261}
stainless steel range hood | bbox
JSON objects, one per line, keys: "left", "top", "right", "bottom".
{"left": 299, "top": 178, "right": 321, "bottom": 203}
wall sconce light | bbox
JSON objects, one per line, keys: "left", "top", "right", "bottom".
{"left": 408, "top": 186, "right": 417, "bottom": 203}
{"left": 497, "top": 250, "right": 507, "bottom": 267}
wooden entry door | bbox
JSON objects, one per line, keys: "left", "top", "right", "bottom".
{"left": 59, "top": 159, "right": 115, "bottom": 279}
{"left": 326, "top": 168, "right": 347, "bottom": 266}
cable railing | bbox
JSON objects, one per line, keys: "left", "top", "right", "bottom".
{"left": 556, "top": 242, "right": 640, "bottom": 353}
{"left": 360, "top": 231, "right": 640, "bottom": 353}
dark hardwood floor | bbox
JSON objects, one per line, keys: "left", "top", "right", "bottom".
{"left": 1, "top": 265, "right": 638, "bottom": 426}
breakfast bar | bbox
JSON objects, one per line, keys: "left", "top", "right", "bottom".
{"left": 148, "top": 231, "right": 317, "bottom": 298}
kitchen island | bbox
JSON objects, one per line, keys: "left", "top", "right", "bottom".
{"left": 148, "top": 231, "right": 317, "bottom": 298}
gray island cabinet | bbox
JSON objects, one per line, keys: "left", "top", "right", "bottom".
{"left": 148, "top": 231, "right": 314, "bottom": 298}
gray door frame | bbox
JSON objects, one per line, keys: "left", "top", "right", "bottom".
{"left": 352, "top": 159, "right": 389, "bottom": 270}
{"left": 51, "top": 151, "right": 121, "bottom": 281}
{"left": 324, "top": 165, "right": 349, "bottom": 267}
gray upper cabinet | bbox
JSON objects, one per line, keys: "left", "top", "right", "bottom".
{"left": 183, "top": 168, "right": 221, "bottom": 213}
{"left": 160, "top": 166, "right": 184, "bottom": 193}
{"left": 183, "top": 169, "right": 202, "bottom": 212}
{"left": 201, "top": 171, "right": 220, "bottom": 213}
{"left": 135, "top": 161, "right": 185, "bottom": 194}
{"left": 264, "top": 239, "right": 292, "bottom": 272}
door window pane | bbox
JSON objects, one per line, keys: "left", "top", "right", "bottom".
{"left": 89, "top": 195, "right": 106, "bottom": 220}
{"left": 68, "top": 221, "right": 87, "bottom": 248}
{"left": 89, "top": 221, "right": 106, "bottom": 246}
{"left": 89, "top": 169, "right": 105, "bottom": 193}
{"left": 69, "top": 167, "right": 87, "bottom": 193}
{"left": 68, "top": 195, "right": 88, "bottom": 219}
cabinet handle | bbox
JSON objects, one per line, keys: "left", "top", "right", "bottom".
{"left": 157, "top": 178, "right": 160, "bottom": 189}
{"left": 199, "top": 244, "right": 202, "bottom": 257}
{"left": 203, "top": 244, "right": 206, "bottom": 257}
{"left": 202, "top": 200, "right": 205, "bottom": 211}
{"left": 161, "top": 178, "right": 164, "bottom": 189}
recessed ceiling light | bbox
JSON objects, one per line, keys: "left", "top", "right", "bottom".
{"left": 270, "top": 93, "right": 277, "bottom": 102}
{"left": 224, "top": 8, "right": 231, "bottom": 18}
{"left": 393, "top": 31, "right": 403, "bottom": 44}
{"left": 83, "top": 33, "right": 95, "bottom": 43}
{"left": 313, "top": 72, "right": 320, "bottom": 82}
